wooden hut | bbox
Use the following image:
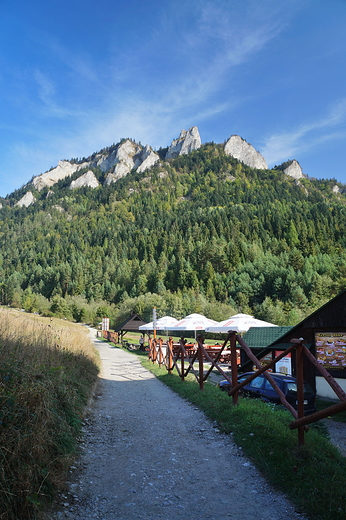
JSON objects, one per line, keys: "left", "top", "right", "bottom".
{"left": 241, "top": 289, "right": 346, "bottom": 398}
{"left": 114, "top": 312, "right": 147, "bottom": 344}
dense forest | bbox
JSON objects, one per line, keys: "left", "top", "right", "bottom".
{"left": 1, "top": 142, "right": 346, "bottom": 327}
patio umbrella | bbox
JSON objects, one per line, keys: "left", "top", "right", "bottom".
{"left": 138, "top": 315, "right": 179, "bottom": 331}
{"left": 171, "top": 313, "right": 218, "bottom": 338}
{"left": 205, "top": 313, "right": 277, "bottom": 333}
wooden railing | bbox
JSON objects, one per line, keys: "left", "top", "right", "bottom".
{"left": 102, "top": 330, "right": 118, "bottom": 343}
{"left": 148, "top": 332, "right": 346, "bottom": 446}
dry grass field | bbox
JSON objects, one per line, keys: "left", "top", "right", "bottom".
{"left": 0, "top": 308, "right": 99, "bottom": 519}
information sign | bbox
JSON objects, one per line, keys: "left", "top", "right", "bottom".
{"left": 316, "top": 332, "right": 346, "bottom": 370}
{"left": 102, "top": 318, "right": 110, "bottom": 331}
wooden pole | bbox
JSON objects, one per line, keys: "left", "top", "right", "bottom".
{"left": 167, "top": 337, "right": 173, "bottom": 373}
{"left": 228, "top": 344, "right": 296, "bottom": 396}
{"left": 199, "top": 344, "right": 234, "bottom": 383}
{"left": 152, "top": 339, "right": 157, "bottom": 363}
{"left": 230, "top": 332, "right": 239, "bottom": 405}
{"left": 197, "top": 335, "right": 204, "bottom": 390}
{"left": 148, "top": 337, "right": 152, "bottom": 361}
{"left": 179, "top": 338, "right": 185, "bottom": 381}
{"left": 295, "top": 339, "right": 305, "bottom": 446}
{"left": 236, "top": 336, "right": 300, "bottom": 420}
{"left": 158, "top": 337, "right": 163, "bottom": 366}
{"left": 290, "top": 399, "right": 346, "bottom": 429}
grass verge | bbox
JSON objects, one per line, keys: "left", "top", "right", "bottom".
{"left": 0, "top": 308, "right": 100, "bottom": 520}
{"left": 141, "top": 357, "right": 346, "bottom": 520}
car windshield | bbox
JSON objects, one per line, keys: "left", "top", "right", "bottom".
{"left": 286, "top": 382, "right": 314, "bottom": 396}
{"left": 238, "top": 375, "right": 264, "bottom": 388}
{"left": 264, "top": 378, "right": 284, "bottom": 391}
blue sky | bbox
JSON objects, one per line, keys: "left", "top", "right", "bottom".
{"left": 1, "top": 0, "right": 346, "bottom": 197}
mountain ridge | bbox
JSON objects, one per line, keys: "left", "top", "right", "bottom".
{"left": 1, "top": 138, "right": 346, "bottom": 326}
{"left": 2, "top": 126, "right": 318, "bottom": 207}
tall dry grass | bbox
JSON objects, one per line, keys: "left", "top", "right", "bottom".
{"left": 0, "top": 308, "right": 99, "bottom": 519}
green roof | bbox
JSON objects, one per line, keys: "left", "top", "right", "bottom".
{"left": 242, "top": 326, "right": 293, "bottom": 349}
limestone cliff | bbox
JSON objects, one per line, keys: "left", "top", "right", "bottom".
{"left": 10, "top": 126, "right": 314, "bottom": 206}
{"left": 33, "top": 161, "right": 83, "bottom": 191}
{"left": 224, "top": 135, "right": 267, "bottom": 169}
{"left": 283, "top": 160, "right": 304, "bottom": 179}
{"left": 104, "top": 140, "right": 159, "bottom": 185}
{"left": 137, "top": 145, "right": 160, "bottom": 174}
{"left": 31, "top": 139, "right": 159, "bottom": 191}
{"left": 70, "top": 171, "right": 100, "bottom": 189}
{"left": 166, "top": 126, "right": 201, "bottom": 159}
{"left": 15, "top": 191, "right": 36, "bottom": 207}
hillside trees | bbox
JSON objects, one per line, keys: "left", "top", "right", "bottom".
{"left": 1, "top": 143, "right": 346, "bottom": 325}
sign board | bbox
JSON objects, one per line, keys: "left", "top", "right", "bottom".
{"left": 253, "top": 353, "right": 272, "bottom": 372}
{"left": 316, "top": 332, "right": 346, "bottom": 370}
{"left": 275, "top": 351, "right": 292, "bottom": 375}
{"left": 153, "top": 307, "right": 157, "bottom": 330}
{"left": 102, "top": 318, "right": 110, "bottom": 331}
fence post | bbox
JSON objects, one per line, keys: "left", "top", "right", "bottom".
{"left": 167, "top": 338, "right": 173, "bottom": 373}
{"left": 179, "top": 338, "right": 185, "bottom": 381}
{"left": 230, "top": 332, "right": 238, "bottom": 405}
{"left": 295, "top": 338, "right": 305, "bottom": 446}
{"left": 197, "top": 335, "right": 204, "bottom": 390}
{"left": 158, "top": 337, "right": 163, "bottom": 366}
{"left": 152, "top": 339, "right": 158, "bottom": 363}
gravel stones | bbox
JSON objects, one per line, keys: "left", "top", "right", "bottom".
{"left": 43, "top": 330, "right": 307, "bottom": 520}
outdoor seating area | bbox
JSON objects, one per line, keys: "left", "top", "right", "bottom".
{"left": 139, "top": 312, "right": 276, "bottom": 337}
{"left": 170, "top": 342, "right": 237, "bottom": 364}
{"left": 140, "top": 312, "right": 271, "bottom": 369}
{"left": 109, "top": 292, "right": 346, "bottom": 404}
{"left": 98, "top": 292, "right": 346, "bottom": 448}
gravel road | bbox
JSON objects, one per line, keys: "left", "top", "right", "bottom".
{"left": 44, "top": 329, "right": 309, "bottom": 520}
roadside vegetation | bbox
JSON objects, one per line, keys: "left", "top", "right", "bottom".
{"left": 0, "top": 308, "right": 99, "bottom": 520}
{"left": 141, "top": 356, "right": 346, "bottom": 520}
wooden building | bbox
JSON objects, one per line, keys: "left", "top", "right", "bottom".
{"left": 241, "top": 290, "right": 346, "bottom": 399}
{"left": 114, "top": 312, "right": 146, "bottom": 343}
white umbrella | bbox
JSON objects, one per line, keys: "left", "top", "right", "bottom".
{"left": 205, "top": 313, "right": 277, "bottom": 333}
{"left": 138, "top": 315, "right": 179, "bottom": 331}
{"left": 171, "top": 313, "right": 218, "bottom": 337}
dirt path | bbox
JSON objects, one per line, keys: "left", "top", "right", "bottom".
{"left": 44, "top": 329, "right": 308, "bottom": 520}
{"left": 324, "top": 418, "right": 346, "bottom": 457}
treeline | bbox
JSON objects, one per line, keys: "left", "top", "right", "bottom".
{"left": 1, "top": 143, "right": 346, "bottom": 326}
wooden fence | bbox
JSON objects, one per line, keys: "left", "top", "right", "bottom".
{"left": 102, "top": 330, "right": 119, "bottom": 343}
{"left": 148, "top": 332, "right": 346, "bottom": 446}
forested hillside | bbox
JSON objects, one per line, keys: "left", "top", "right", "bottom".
{"left": 1, "top": 142, "right": 346, "bottom": 326}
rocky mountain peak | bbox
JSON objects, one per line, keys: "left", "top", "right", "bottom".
{"left": 224, "top": 135, "right": 268, "bottom": 169}
{"left": 30, "top": 139, "right": 160, "bottom": 191}
{"left": 104, "top": 140, "right": 159, "bottom": 185}
{"left": 6, "top": 125, "right": 315, "bottom": 209}
{"left": 166, "top": 126, "right": 201, "bottom": 159}
{"left": 136, "top": 145, "right": 160, "bottom": 174}
{"left": 283, "top": 160, "right": 304, "bottom": 179}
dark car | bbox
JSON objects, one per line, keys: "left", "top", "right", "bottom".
{"left": 218, "top": 372, "right": 316, "bottom": 415}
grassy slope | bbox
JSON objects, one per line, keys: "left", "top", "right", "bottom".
{"left": 0, "top": 309, "right": 100, "bottom": 520}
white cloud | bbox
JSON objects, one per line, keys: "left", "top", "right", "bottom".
{"left": 34, "top": 70, "right": 55, "bottom": 104}
{"left": 262, "top": 98, "right": 346, "bottom": 165}
{"left": 82, "top": 1, "right": 294, "bottom": 149}
{"left": 0, "top": 0, "right": 311, "bottom": 195}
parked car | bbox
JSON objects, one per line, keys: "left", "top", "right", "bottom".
{"left": 218, "top": 372, "right": 316, "bottom": 415}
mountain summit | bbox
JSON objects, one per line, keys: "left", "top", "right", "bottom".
{"left": 3, "top": 126, "right": 310, "bottom": 206}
